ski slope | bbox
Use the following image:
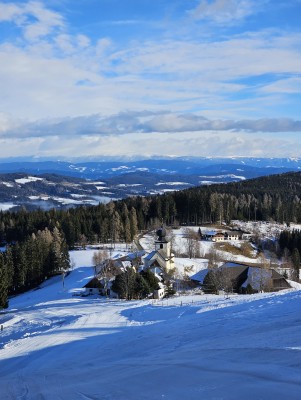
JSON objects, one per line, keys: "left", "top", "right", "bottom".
{"left": 1, "top": 249, "right": 301, "bottom": 399}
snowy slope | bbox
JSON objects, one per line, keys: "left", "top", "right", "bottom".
{"left": 1, "top": 249, "right": 301, "bottom": 399}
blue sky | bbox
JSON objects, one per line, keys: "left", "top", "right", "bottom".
{"left": 0, "top": 0, "right": 301, "bottom": 159}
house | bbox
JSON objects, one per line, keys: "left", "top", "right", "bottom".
{"left": 202, "top": 230, "right": 218, "bottom": 241}
{"left": 110, "top": 251, "right": 146, "bottom": 270}
{"left": 197, "top": 262, "right": 291, "bottom": 294}
{"left": 241, "top": 231, "right": 252, "bottom": 240}
{"left": 83, "top": 277, "right": 103, "bottom": 295}
{"left": 153, "top": 282, "right": 165, "bottom": 299}
{"left": 212, "top": 232, "right": 225, "bottom": 242}
{"left": 225, "top": 231, "right": 242, "bottom": 241}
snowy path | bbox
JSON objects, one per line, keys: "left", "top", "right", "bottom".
{"left": 1, "top": 249, "right": 301, "bottom": 399}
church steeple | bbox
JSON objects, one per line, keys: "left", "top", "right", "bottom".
{"left": 155, "top": 225, "right": 170, "bottom": 256}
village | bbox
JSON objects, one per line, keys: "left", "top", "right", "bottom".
{"left": 82, "top": 221, "right": 300, "bottom": 300}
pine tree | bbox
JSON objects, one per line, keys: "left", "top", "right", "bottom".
{"left": 291, "top": 248, "right": 300, "bottom": 281}
{"left": 140, "top": 269, "right": 160, "bottom": 292}
{"left": 130, "top": 207, "right": 138, "bottom": 240}
{"left": 50, "top": 227, "right": 70, "bottom": 273}
{"left": 134, "top": 274, "right": 150, "bottom": 299}
{"left": 13, "top": 242, "right": 28, "bottom": 291}
{"left": 0, "top": 253, "right": 9, "bottom": 308}
{"left": 112, "top": 267, "right": 137, "bottom": 300}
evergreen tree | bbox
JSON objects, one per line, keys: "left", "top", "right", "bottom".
{"left": 0, "top": 253, "right": 9, "bottom": 308}
{"left": 130, "top": 207, "right": 138, "bottom": 240}
{"left": 140, "top": 269, "right": 160, "bottom": 292}
{"left": 13, "top": 242, "right": 28, "bottom": 291}
{"left": 134, "top": 274, "right": 150, "bottom": 299}
{"left": 292, "top": 248, "right": 300, "bottom": 281}
{"left": 49, "top": 227, "right": 70, "bottom": 273}
{"left": 111, "top": 267, "right": 135, "bottom": 300}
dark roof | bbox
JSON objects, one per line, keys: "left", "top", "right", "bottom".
{"left": 84, "top": 277, "right": 103, "bottom": 289}
{"left": 202, "top": 264, "right": 291, "bottom": 293}
{"left": 156, "top": 226, "right": 167, "bottom": 241}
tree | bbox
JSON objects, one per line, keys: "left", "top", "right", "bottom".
{"left": 291, "top": 248, "right": 300, "bottom": 281}
{"left": 111, "top": 267, "right": 137, "bottom": 300}
{"left": 92, "top": 251, "right": 118, "bottom": 295}
{"left": 207, "top": 247, "right": 220, "bottom": 269}
{"left": 49, "top": 227, "right": 70, "bottom": 273}
{"left": 0, "top": 253, "right": 9, "bottom": 308}
{"left": 205, "top": 267, "right": 233, "bottom": 294}
{"left": 92, "top": 250, "right": 109, "bottom": 276}
{"left": 13, "top": 242, "right": 28, "bottom": 290}
{"left": 111, "top": 268, "right": 151, "bottom": 300}
{"left": 250, "top": 254, "right": 272, "bottom": 292}
{"left": 183, "top": 228, "right": 200, "bottom": 259}
{"left": 140, "top": 269, "right": 160, "bottom": 292}
{"left": 134, "top": 274, "right": 150, "bottom": 299}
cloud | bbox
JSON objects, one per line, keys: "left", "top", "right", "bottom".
{"left": 0, "top": 130, "right": 300, "bottom": 159}
{"left": 0, "top": 1, "right": 65, "bottom": 41}
{"left": 188, "top": 0, "right": 256, "bottom": 24}
{"left": 0, "top": 1, "right": 300, "bottom": 160}
{"left": 2, "top": 112, "right": 301, "bottom": 139}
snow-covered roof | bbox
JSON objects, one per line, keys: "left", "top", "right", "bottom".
{"left": 190, "top": 269, "right": 209, "bottom": 284}
{"left": 222, "top": 261, "right": 252, "bottom": 269}
{"left": 127, "top": 250, "right": 146, "bottom": 259}
{"left": 204, "top": 230, "right": 217, "bottom": 236}
{"left": 144, "top": 250, "right": 156, "bottom": 261}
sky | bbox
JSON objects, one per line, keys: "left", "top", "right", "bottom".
{"left": 0, "top": 0, "right": 301, "bottom": 160}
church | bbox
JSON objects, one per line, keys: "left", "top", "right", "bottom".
{"left": 143, "top": 226, "right": 175, "bottom": 275}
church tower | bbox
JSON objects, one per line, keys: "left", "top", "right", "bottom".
{"left": 144, "top": 225, "right": 175, "bottom": 273}
{"left": 155, "top": 226, "right": 171, "bottom": 258}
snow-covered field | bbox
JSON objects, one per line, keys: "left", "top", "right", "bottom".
{"left": 1, "top": 248, "right": 301, "bottom": 399}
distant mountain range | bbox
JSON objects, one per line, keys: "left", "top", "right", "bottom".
{"left": 0, "top": 157, "right": 300, "bottom": 211}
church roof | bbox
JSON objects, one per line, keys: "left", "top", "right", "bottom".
{"left": 156, "top": 225, "right": 167, "bottom": 241}
{"left": 144, "top": 250, "right": 157, "bottom": 261}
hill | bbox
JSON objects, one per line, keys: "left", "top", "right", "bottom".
{"left": 0, "top": 157, "right": 301, "bottom": 210}
{"left": 1, "top": 248, "right": 301, "bottom": 399}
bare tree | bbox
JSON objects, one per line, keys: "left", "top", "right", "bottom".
{"left": 250, "top": 253, "right": 273, "bottom": 292}
{"left": 92, "top": 250, "right": 121, "bottom": 295}
{"left": 206, "top": 267, "right": 233, "bottom": 294}
{"left": 206, "top": 247, "right": 221, "bottom": 269}
{"left": 183, "top": 228, "right": 200, "bottom": 259}
{"left": 92, "top": 250, "right": 109, "bottom": 276}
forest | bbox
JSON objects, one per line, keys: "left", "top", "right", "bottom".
{"left": 1, "top": 170, "right": 301, "bottom": 308}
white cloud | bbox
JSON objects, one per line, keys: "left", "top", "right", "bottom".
{"left": 189, "top": 0, "right": 256, "bottom": 24}
{"left": 0, "top": 130, "right": 299, "bottom": 159}
{"left": 0, "top": 1, "right": 65, "bottom": 41}
{"left": 0, "top": 3, "right": 22, "bottom": 21}
{"left": 1, "top": 112, "right": 301, "bottom": 140}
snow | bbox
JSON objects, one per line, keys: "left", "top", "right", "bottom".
{"left": 111, "top": 166, "right": 130, "bottom": 171}
{"left": 155, "top": 182, "right": 190, "bottom": 186}
{"left": 1, "top": 182, "right": 14, "bottom": 188}
{"left": 15, "top": 176, "right": 43, "bottom": 184}
{"left": 1, "top": 242, "right": 301, "bottom": 399}
{"left": 0, "top": 203, "right": 18, "bottom": 211}
{"left": 116, "top": 184, "right": 142, "bottom": 187}
{"left": 199, "top": 174, "right": 246, "bottom": 180}
{"left": 84, "top": 181, "right": 106, "bottom": 185}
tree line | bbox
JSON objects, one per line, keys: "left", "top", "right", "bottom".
{"left": 0, "top": 226, "right": 70, "bottom": 308}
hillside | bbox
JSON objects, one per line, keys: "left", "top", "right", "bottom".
{"left": 1, "top": 248, "right": 301, "bottom": 399}
{"left": 0, "top": 157, "right": 301, "bottom": 211}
